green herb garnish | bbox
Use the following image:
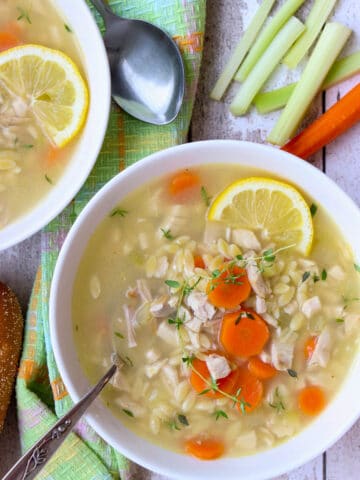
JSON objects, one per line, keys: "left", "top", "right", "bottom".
{"left": 335, "top": 318, "right": 344, "bottom": 323}
{"left": 114, "top": 332, "right": 124, "bottom": 339}
{"left": 160, "top": 228, "right": 174, "bottom": 240}
{"left": 17, "top": 7, "right": 31, "bottom": 23}
{"left": 200, "top": 186, "right": 212, "bottom": 206}
{"left": 287, "top": 369, "right": 298, "bottom": 378}
{"left": 110, "top": 207, "right": 128, "bottom": 217}
{"left": 45, "top": 174, "right": 53, "bottom": 184}
{"left": 214, "top": 409, "right": 229, "bottom": 420}
{"left": 167, "top": 419, "right": 181, "bottom": 431}
{"left": 302, "top": 271, "right": 311, "bottom": 283}
{"left": 313, "top": 274, "right": 320, "bottom": 283}
{"left": 269, "top": 387, "right": 285, "bottom": 413}
{"left": 122, "top": 409, "right": 134, "bottom": 417}
{"left": 321, "top": 269, "right": 327, "bottom": 281}
{"left": 177, "top": 414, "right": 189, "bottom": 426}
{"left": 310, "top": 203, "right": 317, "bottom": 217}
{"left": 165, "top": 279, "right": 181, "bottom": 289}
{"left": 354, "top": 263, "right": 360, "bottom": 273}
{"left": 64, "top": 23, "right": 72, "bottom": 32}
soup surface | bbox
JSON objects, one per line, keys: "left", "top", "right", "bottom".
{"left": 0, "top": 0, "right": 86, "bottom": 228}
{"left": 73, "top": 164, "right": 360, "bottom": 459}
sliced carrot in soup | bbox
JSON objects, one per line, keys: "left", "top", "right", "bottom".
{"left": 0, "top": 31, "right": 20, "bottom": 51}
{"left": 298, "top": 385, "right": 326, "bottom": 415}
{"left": 185, "top": 437, "right": 224, "bottom": 460}
{"left": 248, "top": 356, "right": 277, "bottom": 379}
{"left": 169, "top": 170, "right": 200, "bottom": 196}
{"left": 207, "top": 265, "right": 251, "bottom": 309}
{"left": 234, "top": 367, "right": 263, "bottom": 413}
{"left": 190, "top": 357, "right": 239, "bottom": 399}
{"left": 220, "top": 309, "right": 269, "bottom": 357}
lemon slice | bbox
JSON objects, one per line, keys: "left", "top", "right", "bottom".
{"left": 0, "top": 45, "right": 88, "bottom": 147}
{"left": 208, "top": 177, "right": 313, "bottom": 255}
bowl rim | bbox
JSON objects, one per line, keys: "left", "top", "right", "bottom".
{"left": 0, "top": 0, "right": 111, "bottom": 250}
{"left": 50, "top": 139, "right": 360, "bottom": 480}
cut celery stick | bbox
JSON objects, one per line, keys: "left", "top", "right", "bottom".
{"left": 254, "top": 51, "right": 360, "bottom": 114}
{"left": 267, "top": 22, "right": 352, "bottom": 146}
{"left": 230, "top": 18, "right": 305, "bottom": 116}
{"left": 210, "top": 0, "right": 276, "bottom": 101}
{"left": 283, "top": 0, "right": 337, "bottom": 69}
{"left": 234, "top": 0, "right": 306, "bottom": 82}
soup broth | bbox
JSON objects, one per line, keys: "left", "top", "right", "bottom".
{"left": 73, "top": 164, "right": 360, "bottom": 458}
{"left": 0, "top": 0, "right": 85, "bottom": 228}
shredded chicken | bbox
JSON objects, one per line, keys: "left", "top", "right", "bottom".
{"left": 255, "top": 296, "right": 267, "bottom": 314}
{"left": 185, "top": 316, "right": 203, "bottom": 332}
{"left": 244, "top": 251, "right": 270, "bottom": 298}
{"left": 186, "top": 291, "right": 216, "bottom": 321}
{"left": 232, "top": 229, "right": 261, "bottom": 251}
{"left": 136, "top": 279, "right": 152, "bottom": 301}
{"left": 270, "top": 331, "right": 297, "bottom": 371}
{"left": 308, "top": 327, "right": 333, "bottom": 368}
{"left": 123, "top": 304, "right": 137, "bottom": 348}
{"left": 145, "top": 358, "right": 168, "bottom": 378}
{"left": 302, "top": 296, "right": 321, "bottom": 319}
{"left": 150, "top": 295, "right": 177, "bottom": 318}
{"left": 205, "top": 354, "right": 231, "bottom": 380}
{"left": 156, "top": 320, "right": 179, "bottom": 346}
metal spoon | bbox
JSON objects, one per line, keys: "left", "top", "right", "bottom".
{"left": 90, "top": 0, "right": 185, "bottom": 125}
{"left": 2, "top": 364, "right": 117, "bottom": 480}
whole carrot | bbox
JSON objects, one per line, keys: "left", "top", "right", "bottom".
{"left": 282, "top": 82, "right": 360, "bottom": 159}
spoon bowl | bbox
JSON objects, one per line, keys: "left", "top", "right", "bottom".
{"left": 91, "top": 0, "right": 185, "bottom": 124}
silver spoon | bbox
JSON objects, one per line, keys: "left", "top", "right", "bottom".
{"left": 90, "top": 0, "right": 185, "bottom": 125}
{"left": 2, "top": 364, "right": 117, "bottom": 480}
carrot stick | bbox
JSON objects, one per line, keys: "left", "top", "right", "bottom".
{"left": 185, "top": 437, "right": 225, "bottom": 460}
{"left": 248, "top": 356, "right": 277, "bottom": 379}
{"left": 298, "top": 385, "right": 326, "bottom": 415}
{"left": 190, "top": 357, "right": 239, "bottom": 399}
{"left": 282, "top": 82, "right": 360, "bottom": 159}
{"left": 220, "top": 309, "right": 269, "bottom": 357}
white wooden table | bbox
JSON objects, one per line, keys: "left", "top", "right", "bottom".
{"left": 1, "top": 0, "right": 360, "bottom": 478}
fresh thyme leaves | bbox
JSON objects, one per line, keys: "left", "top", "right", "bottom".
{"left": 44, "top": 174, "right": 53, "bottom": 184}
{"left": 335, "top": 318, "right": 344, "bottom": 323}
{"left": 17, "top": 7, "right": 31, "bottom": 23}
{"left": 160, "top": 228, "right": 174, "bottom": 240}
{"left": 122, "top": 409, "right": 134, "bottom": 417}
{"left": 211, "top": 269, "right": 221, "bottom": 278}
{"left": 183, "top": 277, "right": 201, "bottom": 295}
{"left": 310, "top": 203, "right": 318, "bottom": 217}
{"left": 321, "top": 269, "right": 327, "bottom": 281}
{"left": 168, "top": 315, "right": 185, "bottom": 330}
{"left": 214, "top": 409, "right": 228, "bottom": 420}
{"left": 262, "top": 248, "right": 276, "bottom": 263}
{"left": 165, "top": 279, "right": 181, "bottom": 289}
{"left": 64, "top": 23, "right": 72, "bottom": 32}
{"left": 302, "top": 271, "right": 311, "bottom": 283}
{"left": 182, "top": 355, "right": 195, "bottom": 366}
{"left": 114, "top": 331, "right": 124, "bottom": 339}
{"left": 22, "top": 143, "right": 34, "bottom": 149}
{"left": 109, "top": 207, "right": 128, "bottom": 217}
{"left": 343, "top": 296, "right": 360, "bottom": 305}
{"left": 118, "top": 355, "right": 133, "bottom": 367}
{"left": 234, "top": 311, "right": 254, "bottom": 325}
{"left": 177, "top": 414, "right": 189, "bottom": 426}
{"left": 354, "top": 263, "right": 360, "bottom": 273}
{"left": 287, "top": 368, "right": 298, "bottom": 378}
{"left": 269, "top": 387, "right": 285, "bottom": 413}
{"left": 167, "top": 419, "right": 181, "bottom": 431}
{"left": 313, "top": 274, "right": 320, "bottom": 283}
{"left": 200, "top": 186, "right": 212, "bottom": 206}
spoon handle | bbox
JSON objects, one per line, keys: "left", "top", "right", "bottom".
{"left": 1, "top": 365, "right": 117, "bottom": 480}
{"left": 89, "top": 0, "right": 116, "bottom": 24}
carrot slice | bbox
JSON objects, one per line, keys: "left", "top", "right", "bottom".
{"left": 282, "top": 83, "right": 360, "bottom": 160}
{"left": 0, "top": 31, "right": 20, "bottom": 52}
{"left": 190, "top": 357, "right": 239, "bottom": 399}
{"left": 185, "top": 437, "right": 224, "bottom": 460}
{"left": 169, "top": 170, "right": 200, "bottom": 196}
{"left": 220, "top": 309, "right": 269, "bottom": 357}
{"left": 298, "top": 385, "right": 326, "bottom": 415}
{"left": 194, "top": 254, "right": 205, "bottom": 269}
{"left": 304, "top": 336, "right": 318, "bottom": 360}
{"left": 207, "top": 265, "right": 251, "bottom": 309}
{"left": 248, "top": 356, "right": 277, "bottom": 379}
{"left": 234, "top": 366, "right": 263, "bottom": 413}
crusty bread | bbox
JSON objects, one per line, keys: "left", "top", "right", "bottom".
{"left": 0, "top": 282, "right": 23, "bottom": 431}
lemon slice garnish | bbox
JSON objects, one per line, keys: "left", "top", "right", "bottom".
{"left": 0, "top": 44, "right": 88, "bottom": 147}
{"left": 208, "top": 177, "right": 313, "bottom": 255}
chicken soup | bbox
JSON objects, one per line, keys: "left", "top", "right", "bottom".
{"left": 72, "top": 164, "right": 360, "bottom": 459}
{"left": 0, "top": 0, "right": 88, "bottom": 228}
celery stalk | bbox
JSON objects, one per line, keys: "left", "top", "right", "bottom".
{"left": 230, "top": 17, "right": 305, "bottom": 116}
{"left": 283, "top": 0, "right": 337, "bottom": 69}
{"left": 210, "top": 0, "right": 276, "bottom": 101}
{"left": 254, "top": 51, "right": 360, "bottom": 114}
{"left": 234, "top": 0, "right": 306, "bottom": 82}
{"left": 267, "top": 23, "right": 352, "bottom": 145}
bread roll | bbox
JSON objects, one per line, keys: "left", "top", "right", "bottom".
{"left": 0, "top": 282, "right": 23, "bottom": 431}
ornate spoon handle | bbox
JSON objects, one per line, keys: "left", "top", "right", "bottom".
{"left": 2, "top": 365, "right": 116, "bottom": 480}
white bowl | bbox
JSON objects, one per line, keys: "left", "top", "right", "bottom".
{"left": 50, "top": 140, "right": 360, "bottom": 480}
{"left": 0, "top": 0, "right": 110, "bottom": 250}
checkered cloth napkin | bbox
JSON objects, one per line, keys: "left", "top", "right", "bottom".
{"left": 16, "top": 1, "right": 205, "bottom": 478}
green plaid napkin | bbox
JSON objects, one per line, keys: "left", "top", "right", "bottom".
{"left": 16, "top": 1, "right": 205, "bottom": 478}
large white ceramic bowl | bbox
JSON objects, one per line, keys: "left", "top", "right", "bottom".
{"left": 50, "top": 140, "right": 360, "bottom": 480}
{"left": 0, "top": 0, "right": 110, "bottom": 250}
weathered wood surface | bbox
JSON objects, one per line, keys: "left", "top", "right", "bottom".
{"left": 0, "top": 0, "right": 359, "bottom": 478}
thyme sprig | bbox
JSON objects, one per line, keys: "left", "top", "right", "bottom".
{"left": 269, "top": 387, "right": 285, "bottom": 414}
